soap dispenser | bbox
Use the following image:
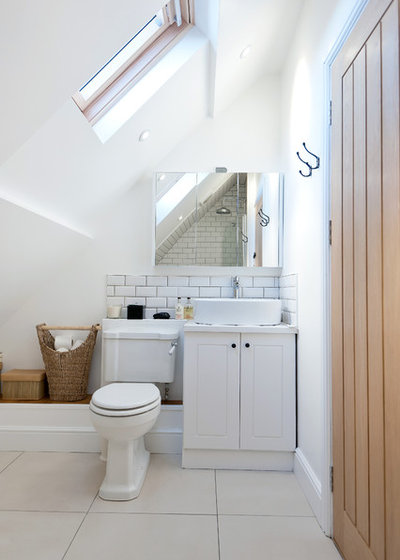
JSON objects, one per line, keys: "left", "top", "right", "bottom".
{"left": 184, "top": 297, "right": 194, "bottom": 320}
{"left": 175, "top": 297, "right": 184, "bottom": 320}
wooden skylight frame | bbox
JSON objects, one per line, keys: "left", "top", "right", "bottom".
{"left": 73, "top": 0, "right": 194, "bottom": 125}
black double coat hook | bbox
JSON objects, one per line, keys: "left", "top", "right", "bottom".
{"left": 296, "top": 142, "right": 320, "bottom": 177}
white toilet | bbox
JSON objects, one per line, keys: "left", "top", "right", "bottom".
{"left": 89, "top": 319, "right": 180, "bottom": 501}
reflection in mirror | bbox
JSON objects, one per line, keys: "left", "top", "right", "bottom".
{"left": 155, "top": 172, "right": 283, "bottom": 267}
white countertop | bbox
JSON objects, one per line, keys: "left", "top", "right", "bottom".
{"left": 184, "top": 322, "right": 298, "bottom": 334}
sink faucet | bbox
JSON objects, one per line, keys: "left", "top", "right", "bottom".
{"left": 232, "top": 276, "right": 240, "bottom": 299}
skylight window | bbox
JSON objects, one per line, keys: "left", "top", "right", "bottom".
{"left": 73, "top": 0, "right": 193, "bottom": 129}
{"left": 79, "top": 10, "right": 166, "bottom": 102}
{"left": 156, "top": 172, "right": 209, "bottom": 224}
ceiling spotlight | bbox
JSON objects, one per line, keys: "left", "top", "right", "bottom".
{"left": 240, "top": 45, "right": 252, "bottom": 59}
{"left": 216, "top": 206, "right": 231, "bottom": 215}
{"left": 139, "top": 129, "right": 151, "bottom": 142}
{"left": 178, "top": 215, "right": 183, "bottom": 221}
{"left": 159, "top": 173, "right": 166, "bottom": 181}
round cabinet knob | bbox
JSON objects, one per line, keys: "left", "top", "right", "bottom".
{"left": 245, "top": 343, "right": 250, "bottom": 348}
{"left": 231, "top": 343, "right": 236, "bottom": 348}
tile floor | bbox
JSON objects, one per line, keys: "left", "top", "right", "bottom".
{"left": 0, "top": 451, "right": 343, "bottom": 560}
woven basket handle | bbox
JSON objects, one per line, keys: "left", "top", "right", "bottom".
{"left": 38, "top": 325, "right": 101, "bottom": 331}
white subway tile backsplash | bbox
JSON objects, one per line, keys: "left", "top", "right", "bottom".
{"left": 157, "top": 287, "right": 178, "bottom": 297}
{"left": 125, "top": 297, "right": 146, "bottom": 306}
{"left": 146, "top": 276, "right": 168, "bottom": 287}
{"left": 280, "top": 274, "right": 298, "bottom": 326}
{"left": 280, "top": 274, "right": 297, "bottom": 288}
{"left": 178, "top": 287, "right": 200, "bottom": 298}
{"left": 136, "top": 287, "right": 157, "bottom": 297}
{"left": 115, "top": 286, "right": 136, "bottom": 297}
{"left": 189, "top": 276, "right": 210, "bottom": 287}
{"left": 144, "top": 308, "right": 157, "bottom": 319}
{"left": 241, "top": 287, "right": 264, "bottom": 298}
{"left": 280, "top": 286, "right": 297, "bottom": 300}
{"left": 107, "top": 275, "right": 125, "bottom": 286}
{"left": 168, "top": 276, "right": 189, "bottom": 287}
{"left": 253, "top": 277, "right": 276, "bottom": 288}
{"left": 210, "top": 276, "right": 232, "bottom": 287}
{"left": 263, "top": 287, "right": 280, "bottom": 298}
{"left": 238, "top": 276, "right": 253, "bottom": 287}
{"left": 125, "top": 275, "right": 146, "bottom": 286}
{"left": 107, "top": 297, "right": 124, "bottom": 306}
{"left": 199, "top": 287, "right": 221, "bottom": 298}
{"left": 283, "top": 299, "right": 297, "bottom": 313}
{"left": 105, "top": 273, "right": 299, "bottom": 325}
{"left": 146, "top": 297, "right": 167, "bottom": 308}
{"left": 221, "top": 287, "right": 234, "bottom": 298}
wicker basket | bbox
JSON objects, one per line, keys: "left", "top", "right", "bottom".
{"left": 36, "top": 323, "right": 99, "bottom": 401}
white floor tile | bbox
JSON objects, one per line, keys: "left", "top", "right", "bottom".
{"left": 219, "top": 515, "right": 343, "bottom": 560}
{"left": 0, "top": 511, "right": 84, "bottom": 560}
{"left": 216, "top": 470, "right": 313, "bottom": 516}
{"left": 64, "top": 513, "right": 219, "bottom": 560}
{"left": 0, "top": 452, "right": 104, "bottom": 512}
{"left": 90, "top": 454, "right": 216, "bottom": 514}
{"left": 0, "top": 451, "right": 21, "bottom": 472}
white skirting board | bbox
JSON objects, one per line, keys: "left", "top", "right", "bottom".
{"left": 294, "top": 447, "right": 323, "bottom": 524}
{"left": 0, "top": 403, "right": 183, "bottom": 454}
{"left": 182, "top": 449, "right": 294, "bottom": 470}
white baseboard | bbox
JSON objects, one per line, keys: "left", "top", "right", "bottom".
{"left": 294, "top": 447, "right": 322, "bottom": 523}
{"left": 183, "top": 448, "right": 294, "bottom": 470}
{"left": 0, "top": 403, "right": 183, "bottom": 454}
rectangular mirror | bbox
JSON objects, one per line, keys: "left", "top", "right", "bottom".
{"left": 155, "top": 172, "right": 283, "bottom": 267}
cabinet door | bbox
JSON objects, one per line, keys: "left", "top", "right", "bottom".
{"left": 183, "top": 332, "right": 240, "bottom": 449}
{"left": 240, "top": 334, "right": 295, "bottom": 451}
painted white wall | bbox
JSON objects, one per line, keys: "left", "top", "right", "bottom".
{"left": 280, "top": 0, "right": 362, "bottom": 523}
{"left": 0, "top": 0, "right": 162, "bottom": 165}
{"left": 0, "top": 74, "right": 282, "bottom": 396}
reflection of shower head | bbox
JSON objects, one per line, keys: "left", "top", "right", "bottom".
{"left": 216, "top": 206, "right": 231, "bottom": 215}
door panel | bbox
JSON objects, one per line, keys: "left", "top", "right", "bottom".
{"left": 331, "top": 0, "right": 400, "bottom": 559}
{"left": 240, "top": 334, "right": 295, "bottom": 451}
{"left": 183, "top": 332, "right": 240, "bottom": 449}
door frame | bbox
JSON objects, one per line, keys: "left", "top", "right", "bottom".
{"left": 321, "top": 0, "right": 369, "bottom": 536}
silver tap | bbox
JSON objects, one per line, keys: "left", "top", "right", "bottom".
{"left": 232, "top": 276, "right": 240, "bottom": 299}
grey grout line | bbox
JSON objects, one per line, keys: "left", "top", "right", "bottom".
{"left": 216, "top": 513, "right": 316, "bottom": 518}
{"left": 214, "top": 470, "right": 221, "bottom": 560}
{"left": 0, "top": 451, "right": 24, "bottom": 474}
{"left": 0, "top": 508, "right": 88, "bottom": 514}
{"left": 86, "top": 510, "right": 216, "bottom": 516}
{"left": 61, "top": 492, "right": 100, "bottom": 560}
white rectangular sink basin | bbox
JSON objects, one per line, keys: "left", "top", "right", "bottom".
{"left": 193, "top": 298, "right": 282, "bottom": 326}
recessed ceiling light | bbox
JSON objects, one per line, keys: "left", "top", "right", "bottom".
{"left": 240, "top": 45, "right": 252, "bottom": 59}
{"left": 178, "top": 215, "right": 183, "bottom": 221}
{"left": 159, "top": 173, "right": 166, "bottom": 181}
{"left": 139, "top": 129, "right": 151, "bottom": 142}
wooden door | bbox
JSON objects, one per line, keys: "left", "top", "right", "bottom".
{"left": 240, "top": 334, "right": 295, "bottom": 451}
{"left": 331, "top": 1, "right": 400, "bottom": 559}
{"left": 183, "top": 332, "right": 240, "bottom": 449}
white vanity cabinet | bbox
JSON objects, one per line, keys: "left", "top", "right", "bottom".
{"left": 183, "top": 327, "right": 296, "bottom": 462}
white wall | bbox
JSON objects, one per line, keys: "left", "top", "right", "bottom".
{"left": 0, "top": 0, "right": 162, "bottom": 165}
{"left": 280, "top": 0, "right": 364, "bottom": 526}
{"left": 0, "top": 74, "right": 282, "bottom": 394}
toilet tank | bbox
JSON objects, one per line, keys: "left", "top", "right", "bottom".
{"left": 101, "top": 319, "right": 180, "bottom": 384}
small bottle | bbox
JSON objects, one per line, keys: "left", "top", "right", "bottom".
{"left": 184, "top": 297, "right": 194, "bottom": 320}
{"left": 175, "top": 297, "right": 184, "bottom": 320}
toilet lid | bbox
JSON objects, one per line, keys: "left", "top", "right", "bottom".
{"left": 91, "top": 383, "right": 160, "bottom": 410}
